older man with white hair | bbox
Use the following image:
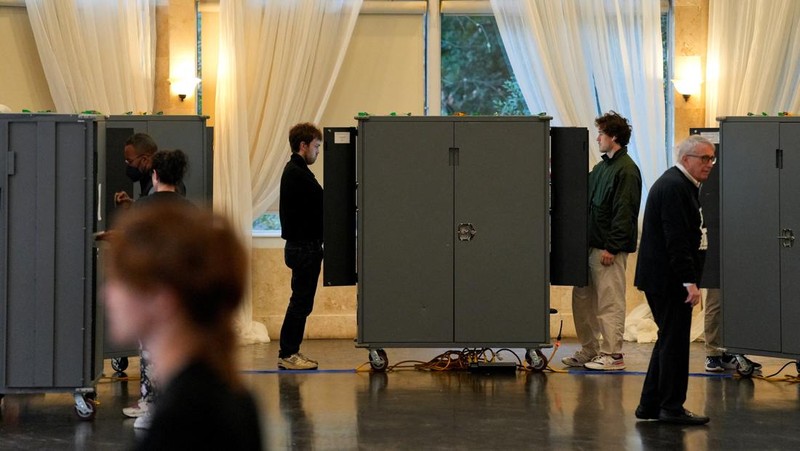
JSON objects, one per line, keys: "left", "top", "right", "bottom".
{"left": 634, "top": 134, "right": 715, "bottom": 425}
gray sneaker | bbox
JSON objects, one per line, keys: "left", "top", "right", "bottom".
{"left": 561, "top": 350, "right": 595, "bottom": 367}
{"left": 296, "top": 352, "right": 318, "bottom": 365}
{"left": 278, "top": 353, "right": 319, "bottom": 370}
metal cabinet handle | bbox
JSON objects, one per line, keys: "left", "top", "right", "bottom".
{"left": 457, "top": 223, "right": 477, "bottom": 242}
{"left": 778, "top": 228, "right": 795, "bottom": 248}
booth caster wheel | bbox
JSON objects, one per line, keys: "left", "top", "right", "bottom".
{"left": 369, "top": 349, "right": 389, "bottom": 372}
{"left": 735, "top": 355, "right": 754, "bottom": 377}
{"left": 111, "top": 357, "right": 129, "bottom": 373}
{"left": 74, "top": 393, "right": 97, "bottom": 421}
{"left": 526, "top": 349, "right": 548, "bottom": 372}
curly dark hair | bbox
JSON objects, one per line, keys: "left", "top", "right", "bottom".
{"left": 151, "top": 149, "right": 188, "bottom": 185}
{"left": 595, "top": 111, "right": 632, "bottom": 147}
{"left": 288, "top": 122, "right": 322, "bottom": 153}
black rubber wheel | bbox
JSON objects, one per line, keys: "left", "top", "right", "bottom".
{"left": 111, "top": 357, "right": 129, "bottom": 372}
{"left": 737, "top": 362, "right": 754, "bottom": 377}
{"left": 526, "top": 349, "right": 548, "bottom": 372}
{"left": 74, "top": 397, "right": 97, "bottom": 421}
{"left": 369, "top": 349, "right": 389, "bottom": 372}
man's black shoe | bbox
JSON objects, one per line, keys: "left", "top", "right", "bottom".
{"left": 635, "top": 405, "right": 659, "bottom": 420}
{"left": 658, "top": 409, "right": 710, "bottom": 425}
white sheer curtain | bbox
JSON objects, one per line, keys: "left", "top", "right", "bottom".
{"left": 578, "top": 0, "right": 666, "bottom": 192}
{"left": 25, "top": 0, "right": 155, "bottom": 114}
{"left": 491, "top": 0, "right": 667, "bottom": 189}
{"left": 215, "top": 0, "right": 362, "bottom": 343}
{"left": 492, "top": 1, "right": 600, "bottom": 165}
{"left": 705, "top": 0, "right": 800, "bottom": 124}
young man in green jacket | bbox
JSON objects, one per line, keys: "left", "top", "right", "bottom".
{"left": 563, "top": 111, "right": 642, "bottom": 371}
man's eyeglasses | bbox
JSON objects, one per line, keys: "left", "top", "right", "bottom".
{"left": 686, "top": 154, "right": 717, "bottom": 165}
{"left": 124, "top": 154, "right": 142, "bottom": 166}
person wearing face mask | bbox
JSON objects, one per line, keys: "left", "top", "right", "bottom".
{"left": 115, "top": 133, "right": 158, "bottom": 207}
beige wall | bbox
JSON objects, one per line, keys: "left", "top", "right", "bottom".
{"left": 154, "top": 0, "right": 198, "bottom": 115}
{"left": 0, "top": 5, "right": 54, "bottom": 111}
{"left": 673, "top": 0, "right": 709, "bottom": 144}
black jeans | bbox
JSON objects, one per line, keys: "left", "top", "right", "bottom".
{"left": 639, "top": 287, "right": 693, "bottom": 413}
{"left": 279, "top": 240, "right": 323, "bottom": 358}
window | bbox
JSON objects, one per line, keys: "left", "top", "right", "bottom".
{"left": 441, "top": 16, "right": 529, "bottom": 116}
{"left": 253, "top": 212, "right": 281, "bottom": 236}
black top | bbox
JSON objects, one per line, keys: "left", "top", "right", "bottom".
{"left": 134, "top": 191, "right": 192, "bottom": 208}
{"left": 138, "top": 176, "right": 154, "bottom": 199}
{"left": 587, "top": 147, "right": 642, "bottom": 254}
{"left": 134, "top": 360, "right": 262, "bottom": 451}
{"left": 279, "top": 153, "right": 323, "bottom": 241}
{"left": 635, "top": 166, "right": 704, "bottom": 294}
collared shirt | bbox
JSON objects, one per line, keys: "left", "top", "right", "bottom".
{"left": 675, "top": 162, "right": 701, "bottom": 188}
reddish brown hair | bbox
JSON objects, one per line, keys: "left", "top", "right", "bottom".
{"left": 106, "top": 202, "right": 247, "bottom": 386}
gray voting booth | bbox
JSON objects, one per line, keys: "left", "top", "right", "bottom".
{"left": 0, "top": 114, "right": 105, "bottom": 419}
{"left": 103, "top": 115, "right": 213, "bottom": 370}
{"left": 324, "top": 116, "right": 588, "bottom": 371}
{"left": 719, "top": 116, "right": 800, "bottom": 374}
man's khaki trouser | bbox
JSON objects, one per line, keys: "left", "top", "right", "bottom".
{"left": 572, "top": 247, "right": 628, "bottom": 356}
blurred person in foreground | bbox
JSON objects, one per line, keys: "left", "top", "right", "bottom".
{"left": 104, "top": 202, "right": 263, "bottom": 449}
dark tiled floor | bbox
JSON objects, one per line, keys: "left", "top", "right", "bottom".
{"left": 1, "top": 339, "right": 799, "bottom": 450}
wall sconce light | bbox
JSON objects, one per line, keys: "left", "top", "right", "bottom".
{"left": 672, "top": 56, "right": 703, "bottom": 102}
{"left": 170, "top": 77, "right": 201, "bottom": 102}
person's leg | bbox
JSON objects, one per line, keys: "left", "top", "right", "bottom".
{"left": 279, "top": 243, "right": 323, "bottom": 359}
{"left": 570, "top": 249, "right": 601, "bottom": 358}
{"left": 654, "top": 288, "right": 693, "bottom": 412}
{"left": 140, "top": 348, "right": 155, "bottom": 403}
{"left": 704, "top": 288, "right": 723, "bottom": 357}
{"left": 595, "top": 252, "right": 628, "bottom": 356}
{"left": 123, "top": 343, "right": 154, "bottom": 422}
{"left": 639, "top": 292, "right": 664, "bottom": 412}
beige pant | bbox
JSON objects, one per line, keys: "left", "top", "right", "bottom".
{"left": 704, "top": 288, "right": 723, "bottom": 356}
{"left": 572, "top": 248, "right": 628, "bottom": 356}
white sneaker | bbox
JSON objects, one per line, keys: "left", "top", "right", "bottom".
{"left": 584, "top": 354, "right": 626, "bottom": 371}
{"left": 278, "top": 353, "right": 318, "bottom": 370}
{"left": 122, "top": 399, "right": 150, "bottom": 418}
{"left": 133, "top": 412, "right": 153, "bottom": 429}
{"left": 561, "top": 350, "right": 595, "bottom": 367}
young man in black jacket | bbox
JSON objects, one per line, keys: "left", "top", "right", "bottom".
{"left": 563, "top": 111, "right": 642, "bottom": 371}
{"left": 634, "top": 134, "right": 715, "bottom": 425}
{"left": 278, "top": 123, "right": 323, "bottom": 370}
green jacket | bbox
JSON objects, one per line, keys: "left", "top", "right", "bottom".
{"left": 587, "top": 147, "right": 642, "bottom": 254}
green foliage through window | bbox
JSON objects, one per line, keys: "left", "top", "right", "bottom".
{"left": 253, "top": 212, "right": 281, "bottom": 233}
{"left": 441, "top": 16, "right": 530, "bottom": 116}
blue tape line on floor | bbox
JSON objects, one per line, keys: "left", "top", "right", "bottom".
{"left": 565, "top": 370, "right": 734, "bottom": 378}
{"left": 241, "top": 369, "right": 357, "bottom": 374}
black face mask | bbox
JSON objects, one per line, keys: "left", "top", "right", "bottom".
{"left": 126, "top": 165, "right": 146, "bottom": 182}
